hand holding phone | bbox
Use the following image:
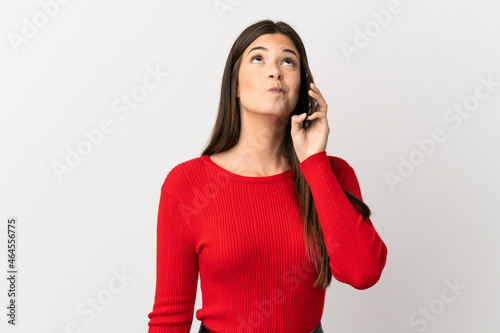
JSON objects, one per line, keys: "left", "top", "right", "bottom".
{"left": 302, "top": 72, "right": 313, "bottom": 129}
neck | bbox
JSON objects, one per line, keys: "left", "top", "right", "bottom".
{"left": 225, "top": 111, "right": 290, "bottom": 176}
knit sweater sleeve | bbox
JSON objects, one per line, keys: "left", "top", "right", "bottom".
{"left": 298, "top": 151, "right": 388, "bottom": 290}
{"left": 147, "top": 182, "right": 199, "bottom": 332}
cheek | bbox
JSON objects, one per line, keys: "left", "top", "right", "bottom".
{"left": 249, "top": 75, "right": 263, "bottom": 92}
{"left": 291, "top": 80, "right": 301, "bottom": 101}
{"left": 238, "top": 68, "right": 259, "bottom": 92}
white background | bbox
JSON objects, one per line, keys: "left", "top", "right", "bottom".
{"left": 1, "top": 0, "right": 499, "bottom": 332}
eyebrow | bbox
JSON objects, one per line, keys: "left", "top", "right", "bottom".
{"left": 247, "top": 46, "right": 298, "bottom": 58}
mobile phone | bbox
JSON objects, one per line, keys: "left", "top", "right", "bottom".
{"left": 302, "top": 72, "right": 313, "bottom": 129}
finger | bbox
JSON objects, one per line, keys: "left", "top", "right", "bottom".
{"left": 308, "top": 92, "right": 327, "bottom": 114}
{"left": 310, "top": 82, "right": 323, "bottom": 95}
{"left": 309, "top": 92, "right": 324, "bottom": 103}
{"left": 292, "top": 113, "right": 307, "bottom": 124}
{"left": 291, "top": 112, "right": 307, "bottom": 134}
{"left": 307, "top": 112, "right": 316, "bottom": 120}
{"left": 311, "top": 109, "right": 328, "bottom": 119}
{"left": 308, "top": 88, "right": 324, "bottom": 105}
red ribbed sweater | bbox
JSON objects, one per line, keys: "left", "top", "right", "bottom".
{"left": 147, "top": 151, "right": 387, "bottom": 333}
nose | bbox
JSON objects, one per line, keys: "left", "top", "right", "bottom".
{"left": 268, "top": 63, "right": 282, "bottom": 80}
{"left": 269, "top": 70, "right": 281, "bottom": 80}
{"left": 269, "top": 73, "right": 282, "bottom": 80}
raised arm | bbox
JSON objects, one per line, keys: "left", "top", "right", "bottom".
{"left": 298, "top": 151, "right": 388, "bottom": 290}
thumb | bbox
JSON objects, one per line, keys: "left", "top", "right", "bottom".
{"left": 291, "top": 112, "right": 307, "bottom": 135}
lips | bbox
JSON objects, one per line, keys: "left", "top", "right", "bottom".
{"left": 269, "top": 87, "right": 284, "bottom": 93}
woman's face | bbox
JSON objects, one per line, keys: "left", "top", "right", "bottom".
{"left": 237, "top": 33, "right": 301, "bottom": 120}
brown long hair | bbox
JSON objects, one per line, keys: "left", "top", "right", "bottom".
{"left": 200, "top": 19, "right": 371, "bottom": 289}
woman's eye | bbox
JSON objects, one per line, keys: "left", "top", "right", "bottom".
{"left": 251, "top": 56, "right": 263, "bottom": 63}
{"left": 251, "top": 55, "right": 296, "bottom": 66}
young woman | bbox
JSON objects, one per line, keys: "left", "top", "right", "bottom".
{"left": 148, "top": 19, "right": 388, "bottom": 333}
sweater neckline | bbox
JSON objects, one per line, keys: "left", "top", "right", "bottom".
{"left": 201, "top": 154, "right": 293, "bottom": 183}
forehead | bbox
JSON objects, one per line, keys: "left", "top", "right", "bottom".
{"left": 245, "top": 33, "right": 298, "bottom": 54}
